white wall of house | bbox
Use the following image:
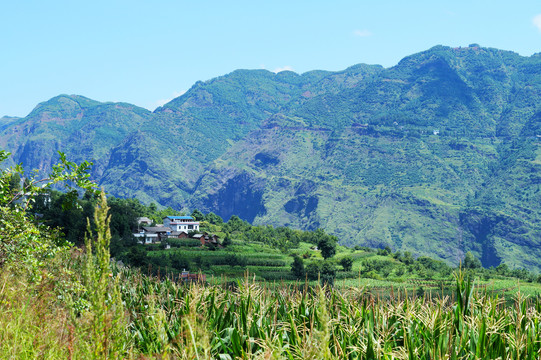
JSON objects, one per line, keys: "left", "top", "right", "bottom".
{"left": 133, "top": 232, "right": 158, "bottom": 244}
{"left": 163, "top": 217, "right": 200, "bottom": 232}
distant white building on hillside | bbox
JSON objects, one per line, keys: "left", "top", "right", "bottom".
{"left": 133, "top": 215, "right": 201, "bottom": 244}
{"left": 163, "top": 216, "right": 200, "bottom": 232}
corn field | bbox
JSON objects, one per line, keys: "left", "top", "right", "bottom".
{"left": 2, "top": 258, "right": 541, "bottom": 359}
{"left": 112, "top": 266, "right": 541, "bottom": 359}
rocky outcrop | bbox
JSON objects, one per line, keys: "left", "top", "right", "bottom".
{"left": 197, "top": 172, "right": 266, "bottom": 223}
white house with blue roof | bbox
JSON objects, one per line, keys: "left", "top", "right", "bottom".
{"left": 163, "top": 216, "right": 200, "bottom": 232}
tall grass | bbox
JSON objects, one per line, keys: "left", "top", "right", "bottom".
{"left": 0, "top": 267, "right": 73, "bottom": 359}
{"left": 2, "top": 256, "right": 541, "bottom": 359}
{"left": 0, "top": 192, "right": 134, "bottom": 359}
{"left": 81, "top": 191, "right": 130, "bottom": 359}
{"left": 2, "top": 254, "right": 541, "bottom": 359}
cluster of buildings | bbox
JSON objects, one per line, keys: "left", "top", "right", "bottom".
{"left": 133, "top": 215, "right": 220, "bottom": 247}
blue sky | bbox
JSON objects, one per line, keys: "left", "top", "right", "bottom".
{"left": 1, "top": 0, "right": 541, "bottom": 117}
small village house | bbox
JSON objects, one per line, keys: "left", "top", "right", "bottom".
{"left": 134, "top": 215, "right": 213, "bottom": 245}
{"left": 163, "top": 216, "right": 200, "bottom": 232}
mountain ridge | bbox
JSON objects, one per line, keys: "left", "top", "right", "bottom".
{"left": 3, "top": 44, "right": 541, "bottom": 270}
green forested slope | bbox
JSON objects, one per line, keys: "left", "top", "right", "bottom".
{"left": 3, "top": 45, "right": 541, "bottom": 269}
{"left": 0, "top": 95, "right": 152, "bottom": 177}
{"left": 188, "top": 46, "right": 541, "bottom": 269}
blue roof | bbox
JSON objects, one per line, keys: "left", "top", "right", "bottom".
{"left": 165, "top": 216, "right": 194, "bottom": 220}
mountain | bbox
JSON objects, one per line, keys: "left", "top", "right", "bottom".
{"left": 3, "top": 44, "right": 541, "bottom": 270}
{"left": 189, "top": 45, "right": 541, "bottom": 269}
{"left": 0, "top": 95, "right": 152, "bottom": 177}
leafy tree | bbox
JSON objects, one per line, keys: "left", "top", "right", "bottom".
{"left": 510, "top": 268, "right": 530, "bottom": 280}
{"left": 171, "top": 252, "right": 190, "bottom": 271}
{"left": 205, "top": 212, "right": 223, "bottom": 224}
{"left": 222, "top": 234, "right": 232, "bottom": 247}
{"left": 318, "top": 232, "right": 337, "bottom": 259}
{"left": 224, "top": 215, "right": 250, "bottom": 233}
{"left": 305, "top": 260, "right": 336, "bottom": 285}
{"left": 151, "top": 252, "right": 172, "bottom": 269}
{"left": 245, "top": 226, "right": 266, "bottom": 243}
{"left": 463, "top": 251, "right": 482, "bottom": 269}
{"left": 155, "top": 206, "right": 182, "bottom": 223}
{"left": 339, "top": 256, "right": 353, "bottom": 271}
{"left": 191, "top": 209, "right": 205, "bottom": 221}
{"left": 301, "top": 228, "right": 327, "bottom": 245}
{"left": 35, "top": 191, "right": 145, "bottom": 251}
{"left": 0, "top": 150, "right": 96, "bottom": 275}
{"left": 417, "top": 256, "right": 450, "bottom": 273}
{"left": 42, "top": 191, "right": 89, "bottom": 244}
{"left": 7, "top": 173, "right": 21, "bottom": 196}
{"left": 320, "top": 261, "right": 337, "bottom": 287}
{"left": 126, "top": 246, "right": 148, "bottom": 267}
{"left": 401, "top": 251, "right": 414, "bottom": 265}
{"left": 377, "top": 246, "right": 392, "bottom": 256}
{"left": 108, "top": 197, "right": 145, "bottom": 231}
{"left": 305, "top": 262, "right": 321, "bottom": 280}
{"left": 291, "top": 255, "right": 305, "bottom": 279}
{"left": 496, "top": 263, "right": 509, "bottom": 276}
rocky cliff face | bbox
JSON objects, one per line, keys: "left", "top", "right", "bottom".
{"left": 196, "top": 171, "right": 267, "bottom": 223}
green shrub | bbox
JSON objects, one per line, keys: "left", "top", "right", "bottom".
{"left": 339, "top": 256, "right": 353, "bottom": 271}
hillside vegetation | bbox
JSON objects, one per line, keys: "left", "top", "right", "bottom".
{"left": 33, "top": 187, "right": 541, "bottom": 302}
{"left": 3, "top": 45, "right": 541, "bottom": 269}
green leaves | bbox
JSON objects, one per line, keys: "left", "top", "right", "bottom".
{"left": 1, "top": 150, "right": 97, "bottom": 211}
{"left": 0, "top": 150, "right": 97, "bottom": 277}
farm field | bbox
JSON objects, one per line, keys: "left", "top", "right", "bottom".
{"left": 141, "top": 236, "right": 541, "bottom": 302}
{"left": 3, "top": 253, "right": 541, "bottom": 359}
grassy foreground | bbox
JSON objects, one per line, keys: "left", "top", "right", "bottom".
{"left": 2, "top": 253, "right": 541, "bottom": 359}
